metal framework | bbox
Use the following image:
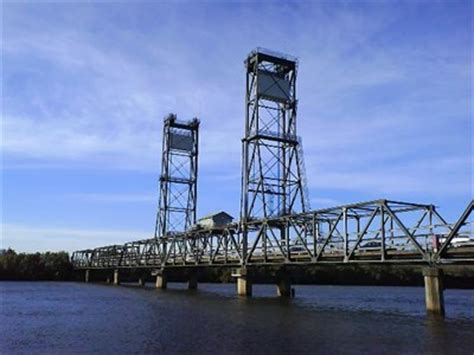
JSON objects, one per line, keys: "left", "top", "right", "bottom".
{"left": 154, "top": 114, "right": 199, "bottom": 238}
{"left": 72, "top": 199, "right": 474, "bottom": 269}
{"left": 241, "top": 48, "right": 309, "bottom": 223}
{"left": 71, "top": 49, "right": 474, "bottom": 272}
{"left": 434, "top": 200, "right": 474, "bottom": 262}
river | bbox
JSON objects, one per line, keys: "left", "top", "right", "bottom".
{"left": 1, "top": 282, "right": 473, "bottom": 354}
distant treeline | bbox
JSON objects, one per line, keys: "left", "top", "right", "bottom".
{"left": 0, "top": 249, "right": 73, "bottom": 281}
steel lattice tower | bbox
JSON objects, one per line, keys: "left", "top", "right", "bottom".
{"left": 155, "top": 114, "right": 199, "bottom": 238}
{"left": 241, "top": 48, "right": 309, "bottom": 223}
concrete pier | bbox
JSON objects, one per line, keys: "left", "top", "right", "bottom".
{"left": 235, "top": 267, "right": 252, "bottom": 296}
{"left": 138, "top": 277, "right": 145, "bottom": 287}
{"left": 188, "top": 273, "right": 198, "bottom": 290}
{"left": 276, "top": 278, "right": 293, "bottom": 298}
{"left": 155, "top": 271, "right": 167, "bottom": 289}
{"left": 85, "top": 269, "right": 90, "bottom": 283}
{"left": 237, "top": 277, "right": 252, "bottom": 296}
{"left": 423, "top": 267, "right": 444, "bottom": 317}
{"left": 113, "top": 269, "right": 120, "bottom": 285}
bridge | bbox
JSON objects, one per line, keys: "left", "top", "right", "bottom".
{"left": 72, "top": 199, "right": 474, "bottom": 316}
{"left": 72, "top": 48, "right": 474, "bottom": 317}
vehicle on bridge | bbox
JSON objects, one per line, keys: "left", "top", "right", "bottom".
{"left": 450, "top": 236, "right": 474, "bottom": 248}
{"left": 289, "top": 245, "right": 307, "bottom": 256}
{"left": 359, "top": 241, "right": 397, "bottom": 252}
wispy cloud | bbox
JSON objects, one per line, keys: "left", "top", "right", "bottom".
{"left": 2, "top": 3, "right": 244, "bottom": 168}
{"left": 3, "top": 3, "right": 470, "bottom": 185}
{"left": 1, "top": 2, "right": 472, "bottom": 252}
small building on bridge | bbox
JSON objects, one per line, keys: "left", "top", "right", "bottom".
{"left": 197, "top": 211, "right": 234, "bottom": 229}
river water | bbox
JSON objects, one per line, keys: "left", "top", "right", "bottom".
{"left": 1, "top": 282, "right": 473, "bottom": 354}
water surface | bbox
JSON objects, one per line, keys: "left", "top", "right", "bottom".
{"left": 1, "top": 282, "right": 473, "bottom": 354}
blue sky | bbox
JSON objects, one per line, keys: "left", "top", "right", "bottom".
{"left": 2, "top": 1, "right": 472, "bottom": 253}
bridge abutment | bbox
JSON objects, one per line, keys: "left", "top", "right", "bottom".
{"left": 113, "top": 269, "right": 120, "bottom": 285}
{"left": 423, "top": 267, "right": 444, "bottom": 317}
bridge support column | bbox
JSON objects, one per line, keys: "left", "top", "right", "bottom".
{"left": 188, "top": 272, "right": 198, "bottom": 290}
{"left": 138, "top": 277, "right": 145, "bottom": 287}
{"left": 155, "top": 270, "right": 167, "bottom": 289}
{"left": 276, "top": 278, "right": 293, "bottom": 298}
{"left": 113, "top": 269, "right": 120, "bottom": 285}
{"left": 235, "top": 267, "right": 252, "bottom": 296}
{"left": 423, "top": 267, "right": 444, "bottom": 317}
{"left": 85, "top": 269, "right": 90, "bottom": 283}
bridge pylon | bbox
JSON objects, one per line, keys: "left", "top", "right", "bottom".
{"left": 241, "top": 48, "right": 309, "bottom": 221}
{"left": 240, "top": 48, "right": 310, "bottom": 268}
{"left": 154, "top": 114, "right": 199, "bottom": 239}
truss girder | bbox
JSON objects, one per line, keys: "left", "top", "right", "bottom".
{"left": 434, "top": 200, "right": 474, "bottom": 263}
{"left": 71, "top": 199, "right": 474, "bottom": 269}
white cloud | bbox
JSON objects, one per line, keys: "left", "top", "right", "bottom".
{"left": 2, "top": 3, "right": 471, "bottom": 202}
{"left": 307, "top": 155, "right": 472, "bottom": 196}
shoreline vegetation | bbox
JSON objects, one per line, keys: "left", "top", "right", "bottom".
{"left": 1, "top": 249, "right": 473, "bottom": 288}
{"left": 0, "top": 249, "right": 73, "bottom": 281}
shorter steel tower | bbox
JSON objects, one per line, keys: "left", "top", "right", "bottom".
{"left": 154, "top": 114, "right": 199, "bottom": 238}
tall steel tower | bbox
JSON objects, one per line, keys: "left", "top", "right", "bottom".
{"left": 240, "top": 48, "right": 309, "bottom": 223}
{"left": 155, "top": 114, "right": 199, "bottom": 238}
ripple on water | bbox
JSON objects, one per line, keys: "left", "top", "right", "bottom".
{"left": 1, "top": 282, "right": 473, "bottom": 354}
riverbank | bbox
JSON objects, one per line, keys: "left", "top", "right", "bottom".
{"left": 0, "top": 249, "right": 73, "bottom": 281}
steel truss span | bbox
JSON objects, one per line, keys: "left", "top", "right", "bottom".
{"left": 71, "top": 199, "right": 474, "bottom": 269}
